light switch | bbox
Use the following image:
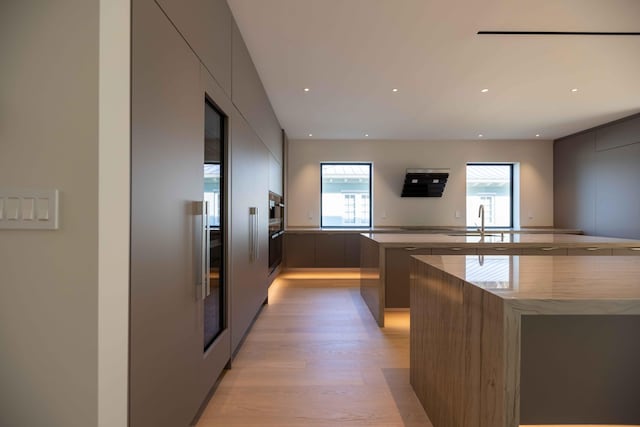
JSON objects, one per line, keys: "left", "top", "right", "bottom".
{"left": 6, "top": 197, "right": 20, "bottom": 220}
{"left": 0, "top": 189, "right": 58, "bottom": 229}
{"left": 36, "top": 198, "right": 50, "bottom": 221}
{"left": 22, "top": 198, "right": 35, "bottom": 220}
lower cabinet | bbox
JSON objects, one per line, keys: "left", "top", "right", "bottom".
{"left": 385, "top": 247, "right": 432, "bottom": 308}
{"left": 284, "top": 232, "right": 362, "bottom": 268}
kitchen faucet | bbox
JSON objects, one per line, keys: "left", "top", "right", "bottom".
{"left": 478, "top": 204, "right": 485, "bottom": 238}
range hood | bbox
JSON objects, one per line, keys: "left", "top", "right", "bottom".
{"left": 401, "top": 168, "right": 450, "bottom": 197}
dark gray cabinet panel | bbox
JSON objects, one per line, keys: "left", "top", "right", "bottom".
{"left": 131, "top": 1, "right": 213, "bottom": 425}
{"left": 344, "top": 233, "right": 362, "bottom": 267}
{"left": 156, "top": 0, "right": 232, "bottom": 96}
{"left": 231, "top": 21, "right": 282, "bottom": 163}
{"left": 554, "top": 132, "right": 597, "bottom": 234}
{"left": 385, "top": 247, "right": 432, "bottom": 308}
{"left": 595, "top": 142, "right": 640, "bottom": 239}
{"left": 595, "top": 115, "right": 640, "bottom": 151}
{"left": 316, "top": 234, "right": 346, "bottom": 267}
{"left": 284, "top": 233, "right": 316, "bottom": 267}
{"left": 230, "top": 113, "right": 270, "bottom": 352}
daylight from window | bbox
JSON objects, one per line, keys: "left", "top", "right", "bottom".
{"left": 466, "top": 164, "right": 512, "bottom": 228}
{"left": 321, "top": 163, "right": 371, "bottom": 227}
{"left": 204, "top": 163, "right": 221, "bottom": 227}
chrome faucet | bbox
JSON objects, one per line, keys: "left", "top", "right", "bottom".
{"left": 478, "top": 204, "right": 485, "bottom": 238}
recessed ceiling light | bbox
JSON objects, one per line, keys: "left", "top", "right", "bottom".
{"left": 308, "top": 133, "right": 313, "bottom": 137}
{"left": 364, "top": 133, "right": 369, "bottom": 137}
{"left": 478, "top": 134, "right": 484, "bottom": 138}
{"left": 481, "top": 88, "right": 489, "bottom": 93}
{"left": 304, "top": 88, "right": 310, "bottom": 92}
{"left": 535, "top": 134, "right": 540, "bottom": 137}
{"left": 571, "top": 88, "right": 578, "bottom": 92}
{"left": 392, "top": 88, "right": 399, "bottom": 92}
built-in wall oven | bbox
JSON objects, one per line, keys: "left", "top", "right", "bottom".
{"left": 269, "top": 192, "right": 284, "bottom": 272}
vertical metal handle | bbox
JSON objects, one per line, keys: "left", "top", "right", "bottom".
{"left": 204, "top": 201, "right": 211, "bottom": 297}
{"left": 249, "top": 207, "right": 258, "bottom": 262}
{"left": 200, "top": 201, "right": 207, "bottom": 300}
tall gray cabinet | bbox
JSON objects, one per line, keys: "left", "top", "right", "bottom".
{"left": 130, "top": 0, "right": 282, "bottom": 425}
{"left": 555, "top": 113, "right": 640, "bottom": 239}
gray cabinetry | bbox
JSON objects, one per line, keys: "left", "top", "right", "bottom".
{"left": 344, "top": 233, "right": 361, "bottom": 267}
{"left": 554, "top": 132, "right": 597, "bottom": 234}
{"left": 230, "top": 114, "right": 270, "bottom": 352}
{"left": 385, "top": 247, "right": 432, "bottom": 308}
{"left": 316, "top": 234, "right": 346, "bottom": 267}
{"left": 131, "top": 2, "right": 230, "bottom": 425}
{"left": 284, "top": 233, "right": 316, "bottom": 267}
{"left": 284, "top": 232, "right": 362, "bottom": 268}
{"left": 595, "top": 142, "right": 640, "bottom": 239}
{"left": 155, "top": 0, "right": 232, "bottom": 96}
{"left": 231, "top": 22, "right": 282, "bottom": 162}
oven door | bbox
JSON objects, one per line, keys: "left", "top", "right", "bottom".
{"left": 269, "top": 230, "right": 283, "bottom": 272}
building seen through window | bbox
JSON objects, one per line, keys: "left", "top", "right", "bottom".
{"left": 321, "top": 163, "right": 372, "bottom": 227}
{"left": 466, "top": 164, "right": 513, "bottom": 228}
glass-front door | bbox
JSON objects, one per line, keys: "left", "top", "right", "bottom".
{"left": 204, "top": 100, "right": 224, "bottom": 350}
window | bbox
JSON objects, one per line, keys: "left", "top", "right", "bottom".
{"left": 321, "top": 163, "right": 372, "bottom": 228}
{"left": 466, "top": 164, "right": 513, "bottom": 228}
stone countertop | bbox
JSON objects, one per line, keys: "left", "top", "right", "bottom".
{"left": 362, "top": 232, "right": 640, "bottom": 248}
{"left": 413, "top": 254, "right": 640, "bottom": 301}
{"left": 285, "top": 227, "right": 583, "bottom": 234}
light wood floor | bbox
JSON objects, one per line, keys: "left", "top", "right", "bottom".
{"left": 195, "top": 270, "right": 433, "bottom": 426}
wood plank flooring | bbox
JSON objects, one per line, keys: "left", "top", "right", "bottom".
{"left": 196, "top": 271, "right": 432, "bottom": 427}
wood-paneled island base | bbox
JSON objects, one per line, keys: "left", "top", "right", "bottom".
{"left": 409, "top": 255, "right": 640, "bottom": 427}
{"left": 360, "top": 233, "right": 640, "bottom": 326}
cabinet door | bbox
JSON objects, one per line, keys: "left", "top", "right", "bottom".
{"left": 316, "top": 233, "right": 346, "bottom": 267}
{"left": 155, "top": 0, "right": 232, "bottom": 95}
{"left": 385, "top": 247, "right": 432, "bottom": 308}
{"left": 554, "top": 132, "right": 597, "bottom": 233}
{"left": 612, "top": 247, "right": 640, "bottom": 256}
{"left": 477, "top": 247, "right": 521, "bottom": 255}
{"left": 521, "top": 247, "right": 568, "bottom": 255}
{"left": 284, "top": 233, "right": 316, "bottom": 267}
{"left": 230, "top": 113, "right": 270, "bottom": 352}
{"left": 567, "top": 247, "right": 612, "bottom": 256}
{"left": 432, "top": 247, "right": 477, "bottom": 255}
{"left": 344, "top": 233, "right": 362, "bottom": 267}
{"left": 595, "top": 142, "right": 640, "bottom": 239}
{"left": 130, "top": 1, "right": 206, "bottom": 425}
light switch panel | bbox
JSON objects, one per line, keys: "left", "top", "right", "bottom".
{"left": 0, "top": 189, "right": 59, "bottom": 230}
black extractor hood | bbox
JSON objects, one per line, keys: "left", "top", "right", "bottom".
{"left": 401, "top": 168, "right": 450, "bottom": 197}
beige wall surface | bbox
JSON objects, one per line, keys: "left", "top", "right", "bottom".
{"left": 0, "top": 1, "right": 99, "bottom": 426}
{"left": 287, "top": 139, "right": 553, "bottom": 228}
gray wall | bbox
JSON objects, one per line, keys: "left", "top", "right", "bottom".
{"left": 554, "top": 113, "right": 640, "bottom": 238}
{"left": 0, "top": 1, "right": 99, "bottom": 426}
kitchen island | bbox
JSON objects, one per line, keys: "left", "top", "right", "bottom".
{"left": 360, "top": 233, "right": 640, "bottom": 326}
{"left": 410, "top": 255, "right": 640, "bottom": 427}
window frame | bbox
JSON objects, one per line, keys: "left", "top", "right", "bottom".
{"left": 466, "top": 163, "right": 514, "bottom": 229}
{"left": 320, "top": 162, "right": 372, "bottom": 229}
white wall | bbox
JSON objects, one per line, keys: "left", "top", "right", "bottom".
{"left": 287, "top": 139, "right": 554, "bottom": 228}
{"left": 0, "top": 1, "right": 100, "bottom": 426}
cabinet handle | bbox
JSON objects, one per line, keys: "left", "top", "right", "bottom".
{"left": 249, "top": 207, "right": 259, "bottom": 261}
{"left": 404, "top": 247, "right": 418, "bottom": 251}
{"left": 586, "top": 247, "right": 602, "bottom": 251}
{"left": 540, "top": 247, "right": 559, "bottom": 251}
{"left": 449, "top": 247, "right": 463, "bottom": 251}
{"left": 629, "top": 247, "right": 640, "bottom": 251}
{"left": 493, "top": 247, "right": 509, "bottom": 251}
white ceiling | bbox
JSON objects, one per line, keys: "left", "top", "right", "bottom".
{"left": 227, "top": 0, "right": 640, "bottom": 140}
